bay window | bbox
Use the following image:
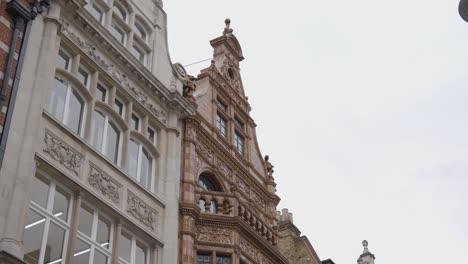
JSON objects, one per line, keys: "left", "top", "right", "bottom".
{"left": 48, "top": 77, "right": 85, "bottom": 135}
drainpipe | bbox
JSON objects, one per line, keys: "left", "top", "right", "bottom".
{"left": 0, "top": 0, "right": 49, "bottom": 167}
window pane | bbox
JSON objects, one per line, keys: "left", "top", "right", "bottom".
{"left": 113, "top": 99, "right": 124, "bottom": 116}
{"left": 128, "top": 140, "right": 139, "bottom": 179}
{"left": 94, "top": 249, "right": 108, "bottom": 264}
{"left": 78, "top": 204, "right": 93, "bottom": 237}
{"left": 113, "top": 2, "right": 126, "bottom": 21}
{"left": 216, "top": 114, "right": 226, "bottom": 137}
{"left": 134, "top": 23, "right": 146, "bottom": 40}
{"left": 66, "top": 90, "right": 84, "bottom": 134}
{"left": 48, "top": 78, "right": 68, "bottom": 122}
{"left": 78, "top": 67, "right": 89, "bottom": 87}
{"left": 130, "top": 114, "right": 139, "bottom": 130}
{"left": 197, "top": 254, "right": 212, "bottom": 264}
{"left": 92, "top": 110, "right": 106, "bottom": 151}
{"left": 147, "top": 128, "right": 155, "bottom": 143}
{"left": 198, "top": 200, "right": 205, "bottom": 212}
{"left": 105, "top": 121, "right": 120, "bottom": 164}
{"left": 72, "top": 239, "right": 91, "bottom": 264}
{"left": 96, "top": 84, "right": 106, "bottom": 101}
{"left": 216, "top": 256, "right": 231, "bottom": 264}
{"left": 88, "top": 3, "right": 104, "bottom": 24}
{"left": 57, "top": 51, "right": 69, "bottom": 70}
{"left": 110, "top": 23, "right": 125, "bottom": 44}
{"left": 96, "top": 215, "right": 111, "bottom": 248}
{"left": 43, "top": 222, "right": 66, "bottom": 264}
{"left": 135, "top": 242, "right": 146, "bottom": 264}
{"left": 24, "top": 209, "right": 46, "bottom": 264}
{"left": 52, "top": 186, "right": 70, "bottom": 222}
{"left": 130, "top": 44, "right": 144, "bottom": 63}
{"left": 119, "top": 232, "right": 131, "bottom": 262}
{"left": 30, "top": 176, "right": 50, "bottom": 209}
{"left": 140, "top": 149, "right": 151, "bottom": 189}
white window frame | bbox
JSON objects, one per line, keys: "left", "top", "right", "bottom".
{"left": 25, "top": 174, "right": 73, "bottom": 264}
{"left": 147, "top": 125, "right": 156, "bottom": 144}
{"left": 96, "top": 82, "right": 108, "bottom": 102}
{"left": 92, "top": 109, "right": 122, "bottom": 165}
{"left": 216, "top": 113, "right": 227, "bottom": 138}
{"left": 114, "top": 97, "right": 125, "bottom": 117}
{"left": 233, "top": 131, "right": 244, "bottom": 155}
{"left": 110, "top": 22, "right": 127, "bottom": 45}
{"left": 57, "top": 49, "right": 72, "bottom": 71}
{"left": 133, "top": 21, "right": 147, "bottom": 43}
{"left": 130, "top": 113, "right": 141, "bottom": 131}
{"left": 86, "top": 1, "right": 106, "bottom": 25}
{"left": 112, "top": 0, "right": 128, "bottom": 24}
{"left": 48, "top": 76, "right": 86, "bottom": 136}
{"left": 118, "top": 229, "right": 149, "bottom": 264}
{"left": 128, "top": 139, "right": 154, "bottom": 192}
{"left": 130, "top": 42, "right": 146, "bottom": 65}
{"left": 78, "top": 65, "right": 91, "bottom": 88}
{"left": 75, "top": 202, "right": 114, "bottom": 264}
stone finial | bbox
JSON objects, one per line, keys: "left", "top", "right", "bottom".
{"left": 223, "top": 18, "right": 233, "bottom": 35}
{"left": 362, "top": 240, "right": 369, "bottom": 253}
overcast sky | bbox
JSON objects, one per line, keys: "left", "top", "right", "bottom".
{"left": 164, "top": 0, "right": 468, "bottom": 263}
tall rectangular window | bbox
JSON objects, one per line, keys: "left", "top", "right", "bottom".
{"left": 23, "top": 175, "right": 71, "bottom": 264}
{"left": 78, "top": 66, "right": 90, "bottom": 88}
{"left": 87, "top": 2, "right": 104, "bottom": 24}
{"left": 57, "top": 50, "right": 70, "bottom": 70}
{"left": 234, "top": 131, "right": 244, "bottom": 155}
{"left": 110, "top": 23, "right": 126, "bottom": 44}
{"left": 114, "top": 98, "right": 124, "bottom": 117}
{"left": 131, "top": 114, "right": 140, "bottom": 131}
{"left": 119, "top": 230, "right": 148, "bottom": 264}
{"left": 216, "top": 113, "right": 227, "bottom": 138}
{"left": 96, "top": 84, "right": 107, "bottom": 102}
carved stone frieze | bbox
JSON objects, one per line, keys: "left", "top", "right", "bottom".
{"left": 196, "top": 226, "right": 234, "bottom": 244}
{"left": 236, "top": 177, "right": 250, "bottom": 197}
{"left": 60, "top": 20, "right": 168, "bottom": 124}
{"left": 127, "top": 192, "right": 157, "bottom": 230}
{"left": 217, "top": 160, "right": 232, "bottom": 181}
{"left": 43, "top": 132, "right": 82, "bottom": 176}
{"left": 195, "top": 141, "right": 214, "bottom": 165}
{"left": 88, "top": 165, "right": 121, "bottom": 203}
{"left": 251, "top": 191, "right": 266, "bottom": 210}
{"left": 240, "top": 238, "right": 259, "bottom": 262}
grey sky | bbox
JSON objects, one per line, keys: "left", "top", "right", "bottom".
{"left": 165, "top": 0, "right": 468, "bottom": 263}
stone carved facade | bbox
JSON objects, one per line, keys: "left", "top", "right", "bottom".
{"left": 127, "top": 192, "right": 157, "bottom": 230}
{"left": 43, "top": 132, "right": 82, "bottom": 176}
{"left": 88, "top": 165, "right": 121, "bottom": 203}
{"left": 196, "top": 227, "right": 234, "bottom": 244}
{"left": 179, "top": 19, "right": 288, "bottom": 264}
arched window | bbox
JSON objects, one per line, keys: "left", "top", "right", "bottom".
{"left": 91, "top": 109, "right": 121, "bottom": 164}
{"left": 127, "top": 139, "right": 153, "bottom": 190}
{"left": 198, "top": 173, "right": 221, "bottom": 192}
{"left": 48, "top": 77, "right": 85, "bottom": 135}
{"left": 112, "top": 0, "right": 127, "bottom": 22}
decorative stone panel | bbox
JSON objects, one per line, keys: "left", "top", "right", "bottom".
{"left": 43, "top": 132, "right": 82, "bottom": 176}
{"left": 196, "top": 226, "right": 234, "bottom": 244}
{"left": 127, "top": 191, "right": 158, "bottom": 230}
{"left": 88, "top": 164, "right": 121, "bottom": 203}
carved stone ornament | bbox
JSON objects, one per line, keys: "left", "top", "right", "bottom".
{"left": 195, "top": 142, "right": 214, "bottom": 164}
{"left": 251, "top": 191, "right": 266, "bottom": 211}
{"left": 88, "top": 166, "right": 121, "bottom": 203}
{"left": 240, "top": 238, "right": 259, "bottom": 262}
{"left": 217, "top": 160, "right": 232, "bottom": 180}
{"left": 197, "top": 226, "right": 234, "bottom": 244}
{"left": 43, "top": 132, "right": 82, "bottom": 176}
{"left": 220, "top": 59, "right": 242, "bottom": 93}
{"left": 127, "top": 192, "right": 157, "bottom": 230}
{"left": 60, "top": 20, "right": 168, "bottom": 124}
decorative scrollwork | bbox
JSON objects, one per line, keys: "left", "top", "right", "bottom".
{"left": 197, "top": 226, "right": 234, "bottom": 244}
{"left": 88, "top": 166, "right": 121, "bottom": 203}
{"left": 43, "top": 132, "right": 82, "bottom": 175}
{"left": 127, "top": 192, "right": 157, "bottom": 230}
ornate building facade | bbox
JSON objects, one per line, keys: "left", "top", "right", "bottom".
{"left": 179, "top": 19, "right": 290, "bottom": 264}
{"left": 0, "top": 0, "right": 195, "bottom": 263}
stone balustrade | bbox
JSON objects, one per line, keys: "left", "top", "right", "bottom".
{"left": 238, "top": 204, "right": 277, "bottom": 246}
{"left": 196, "top": 191, "right": 236, "bottom": 216}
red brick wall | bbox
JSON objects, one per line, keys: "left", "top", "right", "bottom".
{"left": 0, "top": 0, "right": 30, "bottom": 136}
